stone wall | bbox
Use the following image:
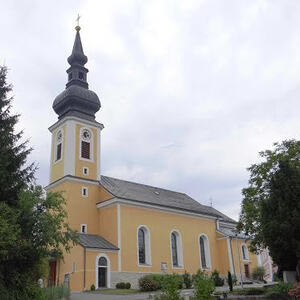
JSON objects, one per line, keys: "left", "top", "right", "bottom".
{"left": 111, "top": 271, "right": 153, "bottom": 289}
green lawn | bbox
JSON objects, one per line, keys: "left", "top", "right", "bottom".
{"left": 87, "top": 289, "right": 141, "bottom": 295}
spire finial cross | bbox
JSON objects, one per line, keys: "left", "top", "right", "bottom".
{"left": 76, "top": 14, "right": 81, "bottom": 27}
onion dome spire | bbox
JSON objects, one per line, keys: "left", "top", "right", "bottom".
{"left": 53, "top": 24, "right": 101, "bottom": 121}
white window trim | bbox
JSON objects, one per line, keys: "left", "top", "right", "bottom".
{"left": 80, "top": 224, "right": 87, "bottom": 234}
{"left": 54, "top": 129, "right": 63, "bottom": 164}
{"left": 137, "top": 225, "right": 152, "bottom": 267}
{"left": 198, "top": 234, "right": 212, "bottom": 270}
{"left": 95, "top": 254, "right": 111, "bottom": 289}
{"left": 83, "top": 167, "right": 89, "bottom": 176}
{"left": 170, "top": 230, "right": 184, "bottom": 269}
{"left": 82, "top": 187, "right": 88, "bottom": 197}
{"left": 79, "top": 127, "right": 94, "bottom": 162}
{"left": 241, "top": 243, "right": 250, "bottom": 261}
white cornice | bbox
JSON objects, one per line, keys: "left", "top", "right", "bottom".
{"left": 97, "top": 198, "right": 217, "bottom": 221}
{"left": 45, "top": 175, "right": 100, "bottom": 190}
{"left": 49, "top": 116, "right": 104, "bottom": 132}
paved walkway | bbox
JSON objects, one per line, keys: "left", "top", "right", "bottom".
{"left": 71, "top": 291, "right": 155, "bottom": 300}
{"left": 71, "top": 284, "right": 267, "bottom": 300}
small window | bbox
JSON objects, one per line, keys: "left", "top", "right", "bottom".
{"left": 55, "top": 129, "right": 63, "bottom": 162}
{"left": 56, "top": 143, "right": 62, "bottom": 161}
{"left": 81, "top": 224, "right": 87, "bottom": 233}
{"left": 82, "top": 187, "right": 88, "bottom": 197}
{"left": 242, "top": 244, "right": 249, "bottom": 260}
{"left": 68, "top": 73, "right": 73, "bottom": 80}
{"left": 72, "top": 262, "right": 76, "bottom": 273}
{"left": 83, "top": 167, "right": 89, "bottom": 176}
{"left": 79, "top": 72, "right": 84, "bottom": 80}
{"left": 81, "top": 141, "right": 90, "bottom": 159}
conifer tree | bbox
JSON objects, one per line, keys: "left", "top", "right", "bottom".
{"left": 0, "top": 66, "right": 77, "bottom": 299}
{"left": 0, "top": 66, "right": 35, "bottom": 206}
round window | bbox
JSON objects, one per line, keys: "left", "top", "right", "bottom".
{"left": 81, "top": 129, "right": 91, "bottom": 141}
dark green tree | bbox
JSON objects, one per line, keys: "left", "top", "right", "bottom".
{"left": 238, "top": 140, "right": 300, "bottom": 272}
{"left": 0, "top": 66, "right": 77, "bottom": 299}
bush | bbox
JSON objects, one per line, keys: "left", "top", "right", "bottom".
{"left": 160, "top": 275, "right": 182, "bottom": 300}
{"left": 125, "top": 282, "right": 131, "bottom": 289}
{"left": 265, "top": 281, "right": 292, "bottom": 300}
{"left": 115, "top": 282, "right": 126, "bottom": 289}
{"left": 193, "top": 270, "right": 215, "bottom": 300}
{"left": 288, "top": 282, "right": 300, "bottom": 299}
{"left": 210, "top": 270, "right": 224, "bottom": 287}
{"left": 42, "top": 284, "right": 70, "bottom": 300}
{"left": 90, "top": 284, "right": 95, "bottom": 291}
{"left": 252, "top": 266, "right": 265, "bottom": 281}
{"left": 139, "top": 275, "right": 160, "bottom": 292}
{"left": 183, "top": 271, "right": 192, "bottom": 289}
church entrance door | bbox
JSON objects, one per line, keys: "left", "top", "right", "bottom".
{"left": 244, "top": 264, "right": 250, "bottom": 278}
{"left": 98, "top": 256, "right": 108, "bottom": 288}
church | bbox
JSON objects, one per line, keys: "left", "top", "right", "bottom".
{"left": 45, "top": 25, "right": 261, "bottom": 291}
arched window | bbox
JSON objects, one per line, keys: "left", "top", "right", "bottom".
{"left": 80, "top": 128, "right": 93, "bottom": 160}
{"left": 137, "top": 226, "right": 151, "bottom": 265}
{"left": 199, "top": 234, "right": 211, "bottom": 270}
{"left": 241, "top": 244, "right": 249, "bottom": 260}
{"left": 170, "top": 230, "right": 183, "bottom": 268}
{"left": 55, "top": 129, "right": 63, "bottom": 162}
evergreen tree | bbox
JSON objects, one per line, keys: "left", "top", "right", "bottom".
{"left": 0, "top": 66, "right": 35, "bottom": 206}
{"left": 0, "top": 66, "right": 77, "bottom": 299}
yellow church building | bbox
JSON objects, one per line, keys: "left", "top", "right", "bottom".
{"left": 45, "top": 26, "right": 261, "bottom": 291}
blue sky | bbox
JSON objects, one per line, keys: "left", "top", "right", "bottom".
{"left": 2, "top": 0, "right": 300, "bottom": 220}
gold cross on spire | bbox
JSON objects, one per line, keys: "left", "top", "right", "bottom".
{"left": 75, "top": 14, "right": 81, "bottom": 31}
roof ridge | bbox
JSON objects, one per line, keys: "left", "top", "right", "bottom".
{"left": 101, "top": 175, "right": 188, "bottom": 196}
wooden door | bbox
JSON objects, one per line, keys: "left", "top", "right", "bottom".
{"left": 49, "top": 261, "right": 56, "bottom": 286}
{"left": 244, "top": 264, "right": 250, "bottom": 278}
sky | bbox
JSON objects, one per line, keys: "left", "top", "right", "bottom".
{"left": 2, "top": 0, "right": 300, "bottom": 220}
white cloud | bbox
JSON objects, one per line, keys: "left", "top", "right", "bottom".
{"left": 2, "top": 0, "right": 300, "bottom": 220}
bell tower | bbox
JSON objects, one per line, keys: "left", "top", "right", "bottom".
{"left": 49, "top": 25, "right": 103, "bottom": 184}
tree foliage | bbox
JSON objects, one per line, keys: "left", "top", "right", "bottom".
{"left": 238, "top": 140, "right": 300, "bottom": 271}
{"left": 0, "top": 66, "right": 77, "bottom": 299}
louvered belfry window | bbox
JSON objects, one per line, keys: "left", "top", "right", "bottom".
{"left": 81, "top": 141, "right": 90, "bottom": 159}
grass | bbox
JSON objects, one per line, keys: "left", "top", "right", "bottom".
{"left": 87, "top": 288, "right": 141, "bottom": 295}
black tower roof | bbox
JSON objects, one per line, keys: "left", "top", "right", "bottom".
{"left": 53, "top": 26, "right": 101, "bottom": 121}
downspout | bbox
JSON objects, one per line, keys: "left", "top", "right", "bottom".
{"left": 229, "top": 237, "right": 236, "bottom": 276}
{"left": 83, "top": 247, "right": 86, "bottom": 290}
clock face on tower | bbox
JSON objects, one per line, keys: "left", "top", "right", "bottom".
{"left": 81, "top": 129, "right": 91, "bottom": 141}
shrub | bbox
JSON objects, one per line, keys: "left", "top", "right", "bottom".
{"left": 42, "top": 284, "right": 70, "bottom": 300}
{"left": 90, "top": 284, "right": 95, "bottom": 291}
{"left": 252, "top": 266, "right": 265, "bottom": 281}
{"left": 265, "top": 281, "right": 292, "bottom": 300}
{"left": 288, "top": 282, "right": 300, "bottom": 299}
{"left": 139, "top": 275, "right": 160, "bottom": 292}
{"left": 210, "top": 270, "right": 224, "bottom": 287}
{"left": 227, "top": 271, "right": 233, "bottom": 292}
{"left": 116, "top": 282, "right": 126, "bottom": 289}
{"left": 193, "top": 270, "right": 215, "bottom": 300}
{"left": 125, "top": 282, "right": 131, "bottom": 289}
{"left": 160, "top": 275, "right": 182, "bottom": 300}
{"left": 183, "top": 271, "right": 192, "bottom": 289}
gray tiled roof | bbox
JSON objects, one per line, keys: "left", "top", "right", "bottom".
{"left": 78, "top": 233, "right": 119, "bottom": 250}
{"left": 100, "top": 175, "right": 236, "bottom": 223}
{"left": 218, "top": 223, "right": 248, "bottom": 239}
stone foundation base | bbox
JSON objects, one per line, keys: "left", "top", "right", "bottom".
{"left": 111, "top": 271, "right": 154, "bottom": 289}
